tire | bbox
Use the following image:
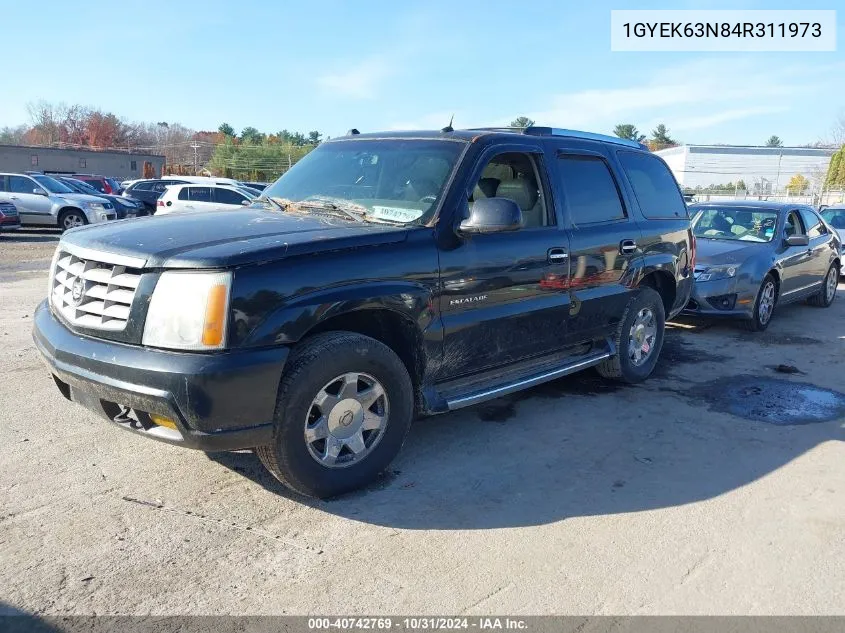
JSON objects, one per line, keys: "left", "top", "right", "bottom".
{"left": 256, "top": 331, "right": 414, "bottom": 498}
{"left": 58, "top": 209, "right": 87, "bottom": 232}
{"left": 596, "top": 286, "right": 666, "bottom": 383}
{"left": 743, "top": 273, "right": 777, "bottom": 332}
{"left": 807, "top": 264, "right": 838, "bottom": 308}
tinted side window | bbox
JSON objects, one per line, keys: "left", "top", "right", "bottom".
{"left": 132, "top": 181, "right": 152, "bottom": 191}
{"left": 557, "top": 155, "right": 626, "bottom": 224}
{"left": 9, "top": 176, "right": 37, "bottom": 194}
{"left": 189, "top": 187, "right": 212, "bottom": 202}
{"left": 785, "top": 211, "right": 806, "bottom": 237}
{"left": 178, "top": 188, "right": 190, "bottom": 201}
{"left": 82, "top": 179, "right": 106, "bottom": 192}
{"left": 152, "top": 182, "right": 171, "bottom": 193}
{"left": 214, "top": 188, "right": 247, "bottom": 205}
{"left": 0, "top": 176, "right": 7, "bottom": 192}
{"left": 618, "top": 151, "right": 687, "bottom": 219}
{"left": 799, "top": 209, "right": 827, "bottom": 238}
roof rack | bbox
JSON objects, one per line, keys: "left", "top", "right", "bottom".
{"left": 467, "top": 126, "right": 647, "bottom": 149}
{"left": 523, "top": 127, "right": 646, "bottom": 149}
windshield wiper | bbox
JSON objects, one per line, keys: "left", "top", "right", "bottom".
{"left": 297, "top": 198, "right": 367, "bottom": 223}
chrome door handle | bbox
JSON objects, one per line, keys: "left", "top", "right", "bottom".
{"left": 620, "top": 239, "right": 637, "bottom": 254}
{"left": 548, "top": 248, "right": 568, "bottom": 263}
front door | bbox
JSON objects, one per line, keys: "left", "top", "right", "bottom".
{"left": 551, "top": 150, "right": 642, "bottom": 344}
{"left": 777, "top": 209, "right": 814, "bottom": 297}
{"left": 437, "top": 150, "right": 571, "bottom": 379}
{"left": 7, "top": 175, "right": 53, "bottom": 225}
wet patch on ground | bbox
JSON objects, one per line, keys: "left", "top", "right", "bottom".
{"left": 735, "top": 332, "right": 822, "bottom": 346}
{"left": 476, "top": 399, "right": 518, "bottom": 422}
{"left": 651, "top": 332, "right": 731, "bottom": 379}
{"left": 693, "top": 375, "right": 845, "bottom": 425}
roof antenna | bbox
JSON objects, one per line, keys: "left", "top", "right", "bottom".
{"left": 440, "top": 115, "right": 454, "bottom": 133}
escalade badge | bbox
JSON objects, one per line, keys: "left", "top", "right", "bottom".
{"left": 71, "top": 278, "right": 86, "bottom": 306}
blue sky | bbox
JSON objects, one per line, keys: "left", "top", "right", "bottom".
{"left": 1, "top": 0, "right": 842, "bottom": 146}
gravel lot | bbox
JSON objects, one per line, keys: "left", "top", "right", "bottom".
{"left": 1, "top": 228, "right": 843, "bottom": 616}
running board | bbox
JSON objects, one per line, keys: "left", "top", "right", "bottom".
{"left": 445, "top": 350, "right": 612, "bottom": 411}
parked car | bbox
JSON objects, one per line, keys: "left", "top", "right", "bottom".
{"left": 71, "top": 174, "right": 122, "bottom": 195}
{"left": 156, "top": 183, "right": 255, "bottom": 215}
{"left": 32, "top": 126, "right": 694, "bottom": 498}
{"left": 0, "top": 201, "right": 21, "bottom": 233}
{"left": 0, "top": 172, "right": 116, "bottom": 230}
{"left": 819, "top": 204, "right": 845, "bottom": 274}
{"left": 58, "top": 177, "right": 145, "bottom": 219}
{"left": 686, "top": 201, "right": 840, "bottom": 331}
{"left": 122, "top": 179, "right": 189, "bottom": 213}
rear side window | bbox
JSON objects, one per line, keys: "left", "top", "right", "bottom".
{"left": 188, "top": 187, "right": 212, "bottom": 202}
{"left": 556, "top": 155, "right": 626, "bottom": 225}
{"left": 132, "top": 181, "right": 152, "bottom": 191}
{"left": 177, "top": 187, "right": 190, "bottom": 201}
{"left": 618, "top": 151, "right": 687, "bottom": 219}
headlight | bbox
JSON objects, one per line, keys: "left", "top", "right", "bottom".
{"left": 142, "top": 271, "right": 232, "bottom": 350}
{"left": 697, "top": 265, "right": 737, "bottom": 282}
{"left": 85, "top": 202, "right": 105, "bottom": 211}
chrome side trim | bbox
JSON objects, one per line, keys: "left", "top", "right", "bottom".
{"left": 59, "top": 241, "right": 147, "bottom": 269}
{"left": 446, "top": 351, "right": 612, "bottom": 411}
{"left": 781, "top": 281, "right": 823, "bottom": 296}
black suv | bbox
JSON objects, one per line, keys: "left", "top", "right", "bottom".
{"left": 122, "top": 179, "right": 189, "bottom": 213}
{"left": 33, "top": 127, "right": 694, "bottom": 498}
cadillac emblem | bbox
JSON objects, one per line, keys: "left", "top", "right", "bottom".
{"left": 71, "top": 277, "right": 86, "bottom": 306}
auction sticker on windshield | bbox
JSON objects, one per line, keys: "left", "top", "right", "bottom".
{"left": 371, "top": 206, "right": 424, "bottom": 223}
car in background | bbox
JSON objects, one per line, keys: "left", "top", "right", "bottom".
{"left": 820, "top": 204, "right": 845, "bottom": 274}
{"left": 156, "top": 183, "right": 255, "bottom": 215}
{"left": 243, "top": 181, "right": 268, "bottom": 191}
{"left": 0, "top": 172, "right": 116, "bottom": 230}
{"left": 686, "top": 201, "right": 840, "bottom": 331}
{"left": 0, "top": 201, "right": 21, "bottom": 234}
{"left": 58, "top": 177, "right": 145, "bottom": 219}
{"left": 71, "top": 174, "right": 122, "bottom": 195}
{"left": 122, "top": 179, "right": 190, "bottom": 213}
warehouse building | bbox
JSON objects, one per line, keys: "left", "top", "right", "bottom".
{"left": 655, "top": 145, "right": 836, "bottom": 195}
{"left": 0, "top": 144, "right": 165, "bottom": 180}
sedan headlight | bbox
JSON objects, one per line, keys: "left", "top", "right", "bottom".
{"left": 85, "top": 202, "right": 105, "bottom": 211}
{"left": 697, "top": 265, "right": 737, "bottom": 282}
{"left": 142, "top": 271, "right": 232, "bottom": 350}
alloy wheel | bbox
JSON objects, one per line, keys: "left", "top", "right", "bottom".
{"left": 627, "top": 308, "right": 657, "bottom": 366}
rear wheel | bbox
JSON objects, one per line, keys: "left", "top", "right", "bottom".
{"left": 807, "top": 264, "right": 838, "bottom": 307}
{"left": 59, "top": 209, "right": 87, "bottom": 231}
{"left": 744, "top": 274, "right": 777, "bottom": 331}
{"left": 596, "top": 287, "right": 665, "bottom": 383}
{"left": 256, "top": 331, "right": 414, "bottom": 498}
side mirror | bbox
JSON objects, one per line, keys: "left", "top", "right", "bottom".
{"left": 785, "top": 234, "right": 809, "bottom": 247}
{"left": 33, "top": 188, "right": 47, "bottom": 196}
{"left": 458, "top": 197, "right": 523, "bottom": 235}
{"left": 242, "top": 200, "right": 250, "bottom": 206}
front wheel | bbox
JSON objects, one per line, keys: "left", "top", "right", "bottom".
{"left": 596, "top": 286, "right": 666, "bottom": 383}
{"left": 744, "top": 274, "right": 777, "bottom": 331}
{"left": 59, "top": 210, "right": 87, "bottom": 231}
{"left": 807, "top": 264, "right": 838, "bottom": 308}
{"left": 256, "top": 331, "right": 414, "bottom": 498}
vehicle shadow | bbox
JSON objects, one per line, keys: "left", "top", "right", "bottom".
{"left": 207, "top": 335, "right": 845, "bottom": 530}
{"left": 0, "top": 602, "right": 63, "bottom": 632}
{"left": 2, "top": 229, "right": 61, "bottom": 243}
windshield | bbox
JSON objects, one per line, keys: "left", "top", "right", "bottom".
{"left": 692, "top": 207, "right": 779, "bottom": 243}
{"left": 821, "top": 208, "right": 845, "bottom": 230}
{"left": 260, "top": 139, "right": 465, "bottom": 224}
{"left": 33, "top": 175, "right": 75, "bottom": 194}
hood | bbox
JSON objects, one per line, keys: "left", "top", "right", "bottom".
{"left": 61, "top": 208, "right": 411, "bottom": 268}
{"left": 58, "top": 193, "right": 111, "bottom": 205}
{"left": 694, "top": 237, "right": 768, "bottom": 268}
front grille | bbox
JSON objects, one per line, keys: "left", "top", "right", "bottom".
{"left": 50, "top": 251, "right": 142, "bottom": 331}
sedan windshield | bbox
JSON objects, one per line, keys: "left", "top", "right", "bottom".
{"left": 259, "top": 139, "right": 465, "bottom": 224}
{"left": 693, "top": 208, "right": 779, "bottom": 243}
{"left": 33, "top": 175, "right": 76, "bottom": 194}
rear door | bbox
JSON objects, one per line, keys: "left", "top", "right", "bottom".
{"left": 799, "top": 207, "right": 835, "bottom": 279}
{"left": 550, "top": 146, "right": 641, "bottom": 344}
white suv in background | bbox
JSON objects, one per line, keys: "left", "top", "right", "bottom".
{"left": 0, "top": 173, "right": 116, "bottom": 230}
{"left": 156, "top": 183, "right": 256, "bottom": 215}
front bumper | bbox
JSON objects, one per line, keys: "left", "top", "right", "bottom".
{"left": 682, "top": 275, "right": 755, "bottom": 319}
{"left": 32, "top": 300, "right": 288, "bottom": 451}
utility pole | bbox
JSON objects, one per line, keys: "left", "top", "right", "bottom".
{"left": 191, "top": 141, "right": 200, "bottom": 175}
{"left": 774, "top": 152, "right": 783, "bottom": 195}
